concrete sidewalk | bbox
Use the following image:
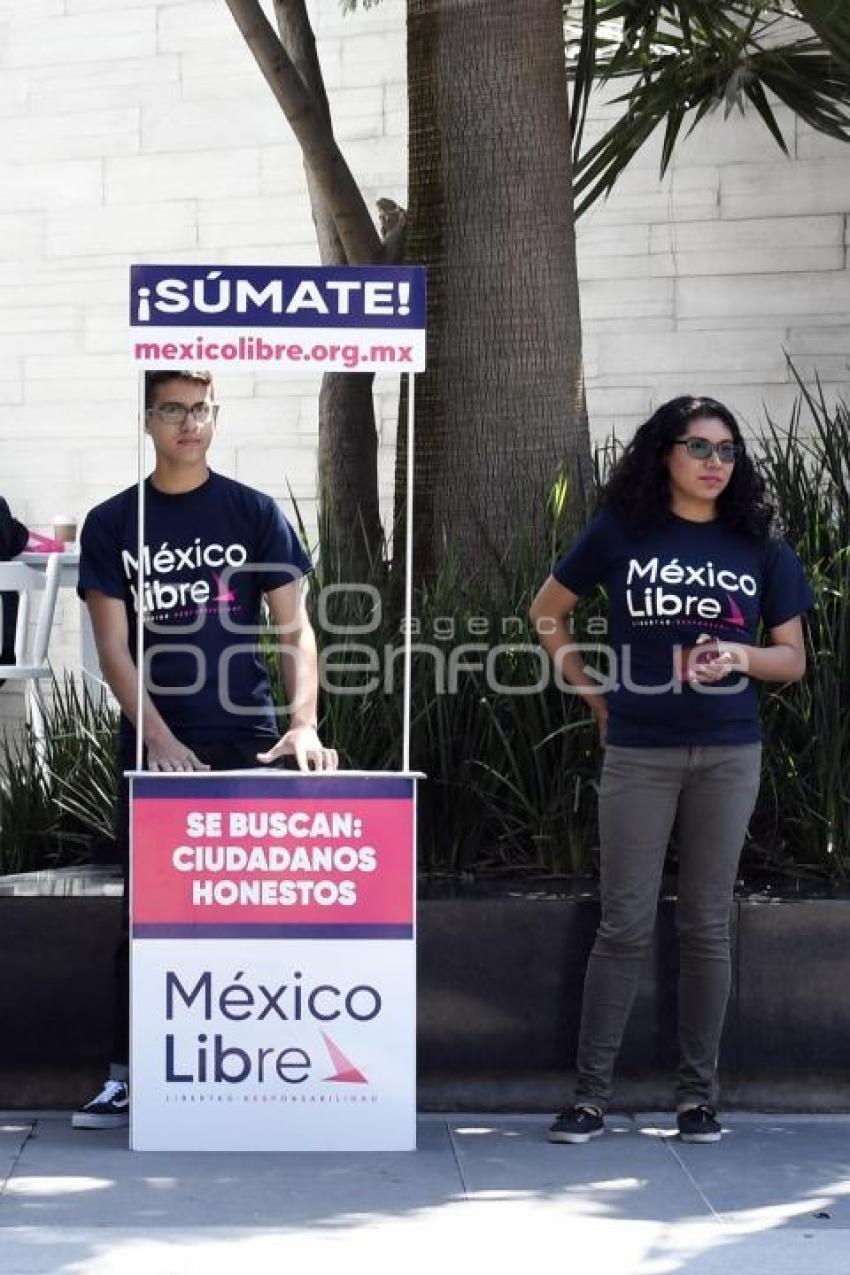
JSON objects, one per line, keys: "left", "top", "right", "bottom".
{"left": 1, "top": 1113, "right": 849, "bottom": 1274}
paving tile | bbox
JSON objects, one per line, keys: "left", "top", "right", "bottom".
{"left": 635, "top": 1113, "right": 850, "bottom": 1230}
{"left": 0, "top": 1216, "right": 660, "bottom": 1275}
{"left": 1, "top": 1222, "right": 848, "bottom": 1275}
{"left": 0, "top": 1123, "right": 34, "bottom": 1150}
{"left": 0, "top": 1122, "right": 35, "bottom": 1201}
{"left": 448, "top": 1113, "right": 716, "bottom": 1223}
{"left": 0, "top": 1116, "right": 462, "bottom": 1231}
{"left": 634, "top": 1227, "right": 850, "bottom": 1275}
{"left": 1, "top": 1115, "right": 849, "bottom": 1275}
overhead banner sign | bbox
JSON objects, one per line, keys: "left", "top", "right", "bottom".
{"left": 129, "top": 263, "right": 426, "bottom": 373}
{"left": 130, "top": 771, "right": 417, "bottom": 1152}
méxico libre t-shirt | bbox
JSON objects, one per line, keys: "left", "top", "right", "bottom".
{"left": 78, "top": 471, "right": 312, "bottom": 748}
{"left": 552, "top": 509, "right": 813, "bottom": 748}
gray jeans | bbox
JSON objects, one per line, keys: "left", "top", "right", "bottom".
{"left": 574, "top": 743, "right": 762, "bottom": 1112}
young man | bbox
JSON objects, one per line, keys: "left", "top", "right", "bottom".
{"left": 0, "top": 497, "right": 29, "bottom": 682}
{"left": 73, "top": 369, "right": 336, "bottom": 1129}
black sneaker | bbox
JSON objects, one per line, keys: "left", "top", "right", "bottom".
{"left": 548, "top": 1105, "right": 604, "bottom": 1144}
{"left": 72, "top": 1079, "right": 130, "bottom": 1130}
{"left": 677, "top": 1104, "right": 721, "bottom": 1143}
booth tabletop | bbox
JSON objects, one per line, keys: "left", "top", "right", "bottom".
{"left": 125, "top": 769, "right": 424, "bottom": 779}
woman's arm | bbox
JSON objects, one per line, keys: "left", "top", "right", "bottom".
{"left": 690, "top": 617, "right": 807, "bottom": 685}
{"left": 530, "top": 575, "right": 609, "bottom": 741}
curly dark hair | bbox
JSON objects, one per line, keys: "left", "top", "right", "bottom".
{"left": 598, "top": 396, "right": 774, "bottom": 539}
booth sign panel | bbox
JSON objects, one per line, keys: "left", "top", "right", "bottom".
{"left": 130, "top": 773, "right": 416, "bottom": 1151}
{"left": 129, "top": 264, "right": 426, "bottom": 373}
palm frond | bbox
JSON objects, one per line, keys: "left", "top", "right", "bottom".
{"left": 572, "top": 4, "right": 850, "bottom": 216}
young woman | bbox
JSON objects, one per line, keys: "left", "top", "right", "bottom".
{"left": 530, "top": 396, "right": 812, "bottom": 1145}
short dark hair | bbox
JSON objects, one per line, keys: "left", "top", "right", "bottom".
{"left": 599, "top": 395, "right": 774, "bottom": 539}
{"left": 144, "top": 369, "right": 214, "bottom": 410}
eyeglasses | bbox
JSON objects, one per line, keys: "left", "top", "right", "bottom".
{"left": 672, "top": 437, "right": 742, "bottom": 464}
{"left": 147, "top": 401, "right": 218, "bottom": 426}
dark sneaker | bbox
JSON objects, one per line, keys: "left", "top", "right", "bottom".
{"left": 677, "top": 1105, "right": 721, "bottom": 1144}
{"left": 548, "top": 1105, "right": 604, "bottom": 1144}
{"left": 72, "top": 1079, "right": 130, "bottom": 1130}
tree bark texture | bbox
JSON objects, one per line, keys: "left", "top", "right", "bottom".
{"left": 400, "top": 0, "right": 592, "bottom": 587}
{"left": 226, "top": 0, "right": 381, "bottom": 264}
{"left": 274, "top": 0, "right": 385, "bottom": 580}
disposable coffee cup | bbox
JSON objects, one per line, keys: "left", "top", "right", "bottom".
{"left": 52, "top": 514, "right": 77, "bottom": 545}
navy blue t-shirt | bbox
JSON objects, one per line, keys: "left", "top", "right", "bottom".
{"left": 78, "top": 471, "right": 312, "bottom": 747}
{"left": 0, "top": 497, "right": 29, "bottom": 675}
{"left": 553, "top": 510, "right": 813, "bottom": 747}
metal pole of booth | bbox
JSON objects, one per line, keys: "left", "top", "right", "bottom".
{"left": 136, "top": 372, "right": 146, "bottom": 772}
{"left": 402, "top": 372, "right": 415, "bottom": 774}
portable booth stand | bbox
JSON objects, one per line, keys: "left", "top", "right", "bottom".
{"left": 127, "top": 264, "right": 426, "bottom": 1151}
{"left": 129, "top": 768, "right": 417, "bottom": 1152}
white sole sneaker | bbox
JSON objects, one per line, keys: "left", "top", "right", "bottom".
{"left": 72, "top": 1078, "right": 130, "bottom": 1130}
{"left": 71, "top": 1110, "right": 129, "bottom": 1130}
{"left": 548, "top": 1126, "right": 604, "bottom": 1145}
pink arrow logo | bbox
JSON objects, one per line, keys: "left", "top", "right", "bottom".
{"left": 211, "top": 572, "right": 237, "bottom": 604}
{"left": 724, "top": 593, "right": 747, "bottom": 628}
{"left": 321, "top": 1032, "right": 368, "bottom": 1084}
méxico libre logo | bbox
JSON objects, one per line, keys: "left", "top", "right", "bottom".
{"left": 322, "top": 1032, "right": 368, "bottom": 1084}
{"left": 161, "top": 969, "right": 377, "bottom": 1099}
{"left": 162, "top": 1030, "right": 371, "bottom": 1104}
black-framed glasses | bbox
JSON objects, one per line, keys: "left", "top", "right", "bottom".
{"left": 148, "top": 401, "right": 218, "bottom": 426}
{"left": 672, "top": 437, "right": 742, "bottom": 464}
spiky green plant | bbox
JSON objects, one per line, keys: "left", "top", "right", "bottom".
{"left": 750, "top": 377, "right": 850, "bottom": 875}
{"left": 0, "top": 673, "right": 118, "bottom": 875}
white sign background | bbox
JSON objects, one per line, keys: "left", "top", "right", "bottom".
{"left": 132, "top": 937, "right": 416, "bottom": 1152}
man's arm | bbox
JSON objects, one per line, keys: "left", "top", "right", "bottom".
{"left": 86, "top": 590, "right": 210, "bottom": 772}
{"left": 256, "top": 581, "right": 338, "bottom": 771}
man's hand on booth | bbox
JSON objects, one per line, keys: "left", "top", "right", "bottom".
{"left": 260, "top": 582, "right": 336, "bottom": 772}
{"left": 146, "top": 730, "right": 211, "bottom": 773}
{"left": 256, "top": 725, "right": 338, "bottom": 773}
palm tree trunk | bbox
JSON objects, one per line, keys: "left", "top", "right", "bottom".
{"left": 399, "top": 0, "right": 591, "bottom": 587}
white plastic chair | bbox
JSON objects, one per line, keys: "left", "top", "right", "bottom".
{"left": 0, "top": 555, "right": 62, "bottom": 764}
